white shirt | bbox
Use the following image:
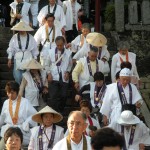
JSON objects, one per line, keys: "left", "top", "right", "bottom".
{"left": 37, "top": 4, "right": 66, "bottom": 29}
{"left": 52, "top": 136, "right": 92, "bottom": 150}
{"left": 100, "top": 83, "right": 143, "bottom": 124}
{"left": 28, "top": 125, "right": 64, "bottom": 150}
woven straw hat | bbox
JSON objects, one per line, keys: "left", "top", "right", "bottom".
{"left": 32, "top": 106, "right": 63, "bottom": 123}
{"left": 22, "top": 59, "right": 44, "bottom": 70}
{"left": 11, "top": 20, "right": 34, "bottom": 31}
{"left": 117, "top": 110, "right": 140, "bottom": 125}
{"left": 86, "top": 32, "right": 107, "bottom": 47}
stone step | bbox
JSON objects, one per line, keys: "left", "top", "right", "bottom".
{"left": 0, "top": 89, "right": 6, "bottom": 97}
{"left": 0, "top": 80, "right": 14, "bottom": 89}
{"left": 0, "top": 43, "right": 9, "bottom": 51}
{"left": 0, "top": 64, "right": 13, "bottom": 72}
{"left": 0, "top": 49, "right": 8, "bottom": 57}
{"left": 0, "top": 72, "right": 14, "bottom": 80}
{"left": 0, "top": 57, "right": 8, "bottom": 64}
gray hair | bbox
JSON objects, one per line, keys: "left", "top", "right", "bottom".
{"left": 117, "top": 41, "right": 130, "bottom": 50}
{"left": 82, "top": 23, "right": 91, "bottom": 31}
{"left": 67, "top": 111, "right": 87, "bottom": 123}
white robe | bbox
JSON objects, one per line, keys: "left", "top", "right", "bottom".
{"left": 37, "top": 4, "right": 66, "bottom": 29}
{"left": 111, "top": 52, "right": 139, "bottom": 83}
{"left": 52, "top": 135, "right": 92, "bottom": 150}
{"left": 44, "top": 48, "right": 72, "bottom": 83}
{"left": 63, "top": 0, "right": 81, "bottom": 31}
{"left": 100, "top": 83, "right": 143, "bottom": 124}
{"left": 34, "top": 25, "right": 62, "bottom": 65}
{"left": 109, "top": 122, "right": 150, "bottom": 150}
{"left": 0, "top": 97, "right": 37, "bottom": 145}
{"left": 28, "top": 125, "right": 64, "bottom": 150}
{"left": 22, "top": 70, "right": 47, "bottom": 106}
{"left": 10, "top": 1, "right": 31, "bottom": 25}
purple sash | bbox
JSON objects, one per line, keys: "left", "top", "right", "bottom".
{"left": 121, "top": 125, "right": 136, "bottom": 150}
{"left": 117, "top": 82, "right": 132, "bottom": 104}
{"left": 38, "top": 124, "right": 56, "bottom": 150}
{"left": 94, "top": 84, "right": 106, "bottom": 105}
{"left": 87, "top": 56, "right": 99, "bottom": 77}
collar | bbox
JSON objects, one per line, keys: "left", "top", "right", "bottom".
{"left": 70, "top": 136, "right": 83, "bottom": 145}
{"left": 11, "top": 96, "right": 18, "bottom": 103}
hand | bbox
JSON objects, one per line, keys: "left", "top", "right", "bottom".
{"left": 74, "top": 82, "right": 79, "bottom": 91}
{"left": 42, "top": 87, "right": 48, "bottom": 94}
{"left": 16, "top": 14, "right": 22, "bottom": 19}
{"left": 75, "top": 94, "right": 81, "bottom": 102}
{"left": 64, "top": 72, "right": 69, "bottom": 81}
{"left": 103, "top": 115, "right": 108, "bottom": 126}
{"left": 8, "top": 59, "right": 12, "bottom": 68}
{"left": 66, "top": 43, "right": 71, "bottom": 49}
{"left": 101, "top": 58, "right": 107, "bottom": 62}
{"left": 136, "top": 101, "right": 142, "bottom": 108}
{"left": 61, "top": 27, "right": 65, "bottom": 35}
{"left": 139, "top": 143, "right": 145, "bottom": 150}
{"left": 47, "top": 73, "right": 53, "bottom": 82}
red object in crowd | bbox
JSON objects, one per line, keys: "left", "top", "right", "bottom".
{"left": 78, "top": 19, "right": 82, "bottom": 31}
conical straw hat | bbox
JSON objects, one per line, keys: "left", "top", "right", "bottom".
{"left": 86, "top": 32, "right": 107, "bottom": 47}
{"left": 32, "top": 106, "right": 63, "bottom": 124}
{"left": 11, "top": 20, "right": 34, "bottom": 31}
{"left": 22, "top": 59, "right": 44, "bottom": 70}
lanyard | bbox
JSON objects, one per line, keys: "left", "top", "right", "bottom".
{"left": 16, "top": 2, "right": 23, "bottom": 14}
{"left": 17, "top": 33, "right": 30, "bottom": 62}
{"left": 55, "top": 48, "right": 64, "bottom": 67}
{"left": 94, "top": 84, "right": 106, "bottom": 105}
{"left": 121, "top": 125, "right": 136, "bottom": 150}
{"left": 119, "top": 52, "right": 129, "bottom": 63}
{"left": 87, "top": 57, "right": 99, "bottom": 77}
{"left": 38, "top": 124, "right": 56, "bottom": 150}
{"left": 48, "top": 4, "right": 57, "bottom": 15}
{"left": 117, "top": 82, "right": 132, "bottom": 105}
{"left": 85, "top": 117, "right": 93, "bottom": 135}
{"left": 66, "top": 134, "right": 87, "bottom": 150}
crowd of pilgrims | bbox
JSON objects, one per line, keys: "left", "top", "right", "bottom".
{"left": 0, "top": 0, "right": 150, "bottom": 150}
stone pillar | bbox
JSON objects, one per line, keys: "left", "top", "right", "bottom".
{"left": 115, "top": 0, "right": 124, "bottom": 32}
{"left": 83, "top": 0, "right": 90, "bottom": 18}
{"left": 141, "top": 0, "right": 150, "bottom": 24}
{"left": 128, "top": 1, "right": 138, "bottom": 24}
{"left": 95, "top": 0, "right": 101, "bottom": 32}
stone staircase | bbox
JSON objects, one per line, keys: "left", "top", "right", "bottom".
{"left": 0, "top": 27, "right": 79, "bottom": 131}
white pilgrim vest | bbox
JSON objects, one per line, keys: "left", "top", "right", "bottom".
{"left": 23, "top": 70, "right": 47, "bottom": 106}
{"left": 10, "top": 2, "right": 31, "bottom": 25}
{"left": 46, "top": 48, "right": 72, "bottom": 83}
{"left": 78, "top": 57, "right": 104, "bottom": 89}
{"left": 63, "top": 0, "right": 81, "bottom": 31}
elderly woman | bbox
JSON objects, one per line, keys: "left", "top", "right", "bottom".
{"left": 0, "top": 81, "right": 37, "bottom": 149}
{"left": 19, "top": 59, "right": 48, "bottom": 110}
{"left": 7, "top": 21, "right": 39, "bottom": 84}
{"left": 111, "top": 41, "right": 140, "bottom": 85}
{"left": 28, "top": 106, "right": 64, "bottom": 150}
{"left": 4, "top": 127, "right": 23, "bottom": 150}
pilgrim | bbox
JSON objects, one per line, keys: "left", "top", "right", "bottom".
{"left": 111, "top": 41, "right": 140, "bottom": 85}
{"left": 63, "top": 0, "right": 81, "bottom": 42}
{"left": 7, "top": 21, "right": 39, "bottom": 84}
{"left": 73, "top": 32, "right": 110, "bottom": 76}
{"left": 44, "top": 36, "right": 72, "bottom": 111}
{"left": 72, "top": 45, "right": 104, "bottom": 91}
{"left": 34, "top": 13, "right": 62, "bottom": 66}
{"left": 109, "top": 110, "right": 150, "bottom": 150}
{"left": 52, "top": 111, "right": 92, "bottom": 150}
{"left": 37, "top": 0, "right": 66, "bottom": 31}
{"left": 10, "top": 0, "right": 31, "bottom": 26}
{"left": 19, "top": 59, "right": 48, "bottom": 110}
{"left": 75, "top": 72, "right": 106, "bottom": 109}
{"left": 0, "top": 81, "right": 37, "bottom": 149}
{"left": 28, "top": 106, "right": 64, "bottom": 150}
{"left": 100, "top": 68, "right": 143, "bottom": 126}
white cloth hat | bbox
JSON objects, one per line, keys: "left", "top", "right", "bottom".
{"left": 22, "top": 59, "right": 44, "bottom": 70}
{"left": 119, "top": 68, "right": 131, "bottom": 77}
{"left": 32, "top": 106, "right": 63, "bottom": 123}
{"left": 86, "top": 32, "right": 107, "bottom": 47}
{"left": 11, "top": 20, "right": 34, "bottom": 31}
{"left": 117, "top": 110, "right": 140, "bottom": 125}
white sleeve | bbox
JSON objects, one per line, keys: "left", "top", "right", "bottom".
{"left": 30, "top": 36, "right": 39, "bottom": 59}
{"left": 0, "top": 101, "right": 6, "bottom": 127}
{"left": 37, "top": 6, "right": 47, "bottom": 25}
{"left": 34, "top": 28, "right": 42, "bottom": 45}
{"left": 111, "top": 55, "right": 118, "bottom": 83}
{"left": 59, "top": 6, "right": 66, "bottom": 28}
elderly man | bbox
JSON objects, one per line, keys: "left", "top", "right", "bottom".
{"left": 52, "top": 111, "right": 92, "bottom": 150}
{"left": 100, "top": 68, "right": 143, "bottom": 126}
{"left": 34, "top": 13, "right": 62, "bottom": 66}
{"left": 38, "top": 0, "right": 66, "bottom": 32}
{"left": 73, "top": 32, "right": 110, "bottom": 77}
{"left": 111, "top": 41, "right": 140, "bottom": 85}
{"left": 63, "top": 0, "right": 81, "bottom": 42}
{"left": 72, "top": 45, "right": 104, "bottom": 92}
